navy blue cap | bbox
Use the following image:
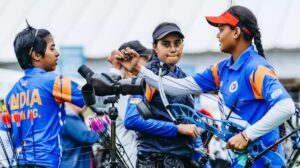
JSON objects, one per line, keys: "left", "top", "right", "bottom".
{"left": 119, "top": 40, "right": 151, "bottom": 57}
{"left": 152, "top": 22, "right": 184, "bottom": 42}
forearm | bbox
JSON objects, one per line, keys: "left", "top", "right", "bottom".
{"left": 65, "top": 118, "right": 100, "bottom": 144}
{"left": 138, "top": 66, "right": 202, "bottom": 96}
{"left": 245, "top": 98, "right": 295, "bottom": 140}
{"left": 124, "top": 114, "right": 178, "bottom": 137}
{"left": 78, "top": 131, "right": 100, "bottom": 145}
{"left": 109, "top": 67, "right": 122, "bottom": 75}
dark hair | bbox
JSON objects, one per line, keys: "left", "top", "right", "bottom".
{"left": 228, "top": 6, "right": 265, "bottom": 58}
{"left": 13, "top": 21, "right": 51, "bottom": 69}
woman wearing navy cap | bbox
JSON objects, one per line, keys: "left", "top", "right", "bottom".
{"left": 121, "top": 22, "right": 209, "bottom": 167}
{"left": 119, "top": 6, "right": 295, "bottom": 168}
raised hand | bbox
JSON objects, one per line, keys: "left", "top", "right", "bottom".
{"left": 119, "top": 47, "right": 141, "bottom": 74}
{"left": 107, "top": 50, "right": 123, "bottom": 70}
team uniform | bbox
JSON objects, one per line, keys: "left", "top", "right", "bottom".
{"left": 5, "top": 68, "right": 85, "bottom": 167}
{"left": 125, "top": 56, "right": 210, "bottom": 167}
{"left": 192, "top": 45, "right": 290, "bottom": 166}
{"left": 138, "top": 46, "right": 293, "bottom": 167}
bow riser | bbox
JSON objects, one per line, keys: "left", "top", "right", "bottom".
{"left": 169, "top": 103, "right": 286, "bottom": 167}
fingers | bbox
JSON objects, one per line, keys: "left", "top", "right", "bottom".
{"left": 115, "top": 51, "right": 125, "bottom": 60}
{"left": 177, "top": 124, "right": 200, "bottom": 139}
{"left": 123, "top": 47, "right": 137, "bottom": 55}
{"left": 226, "top": 134, "right": 248, "bottom": 150}
{"left": 118, "top": 49, "right": 128, "bottom": 61}
{"left": 108, "top": 50, "right": 123, "bottom": 61}
{"left": 226, "top": 138, "right": 235, "bottom": 149}
{"left": 185, "top": 124, "right": 196, "bottom": 139}
{"left": 190, "top": 126, "right": 197, "bottom": 139}
{"left": 108, "top": 50, "right": 123, "bottom": 69}
{"left": 226, "top": 139, "right": 238, "bottom": 150}
{"left": 193, "top": 126, "right": 200, "bottom": 138}
{"left": 110, "top": 50, "right": 122, "bottom": 56}
{"left": 119, "top": 47, "right": 140, "bottom": 61}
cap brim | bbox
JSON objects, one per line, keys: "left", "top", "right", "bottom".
{"left": 139, "top": 49, "right": 152, "bottom": 57}
{"left": 156, "top": 30, "right": 184, "bottom": 40}
{"left": 205, "top": 16, "right": 228, "bottom": 27}
{"left": 205, "top": 12, "right": 239, "bottom": 27}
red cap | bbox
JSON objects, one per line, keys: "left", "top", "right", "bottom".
{"left": 206, "top": 11, "right": 252, "bottom": 37}
{"left": 206, "top": 11, "right": 239, "bottom": 27}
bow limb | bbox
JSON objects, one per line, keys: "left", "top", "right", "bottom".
{"left": 157, "top": 62, "right": 177, "bottom": 122}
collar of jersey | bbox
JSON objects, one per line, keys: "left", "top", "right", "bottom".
{"left": 151, "top": 55, "right": 179, "bottom": 75}
{"left": 227, "top": 45, "right": 254, "bottom": 71}
{"left": 25, "top": 67, "right": 47, "bottom": 75}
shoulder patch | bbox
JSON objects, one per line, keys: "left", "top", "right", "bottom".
{"left": 129, "top": 98, "right": 142, "bottom": 105}
{"left": 271, "top": 89, "right": 283, "bottom": 99}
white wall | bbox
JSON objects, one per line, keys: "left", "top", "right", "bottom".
{"left": 0, "top": 68, "right": 23, "bottom": 99}
{"left": 1, "top": 0, "right": 300, "bottom": 62}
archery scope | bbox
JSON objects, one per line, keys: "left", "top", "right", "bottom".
{"left": 78, "top": 65, "right": 146, "bottom": 105}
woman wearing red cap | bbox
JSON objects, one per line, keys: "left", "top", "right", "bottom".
{"left": 119, "top": 6, "right": 295, "bottom": 168}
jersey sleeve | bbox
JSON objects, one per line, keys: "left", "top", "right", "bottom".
{"left": 124, "top": 95, "right": 178, "bottom": 137}
{"left": 249, "top": 65, "right": 291, "bottom": 107}
{"left": 52, "top": 75, "right": 85, "bottom": 108}
{"left": 192, "top": 63, "right": 220, "bottom": 92}
{"left": 63, "top": 116, "right": 100, "bottom": 145}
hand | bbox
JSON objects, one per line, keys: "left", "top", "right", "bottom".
{"left": 119, "top": 47, "right": 141, "bottom": 74}
{"left": 107, "top": 50, "right": 123, "bottom": 70}
{"left": 177, "top": 124, "right": 200, "bottom": 139}
{"left": 226, "top": 133, "right": 250, "bottom": 150}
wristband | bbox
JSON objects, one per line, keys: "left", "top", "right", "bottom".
{"left": 241, "top": 131, "right": 250, "bottom": 143}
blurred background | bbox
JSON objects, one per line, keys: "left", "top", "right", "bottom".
{"left": 0, "top": 0, "right": 300, "bottom": 167}
{"left": 0, "top": 0, "right": 299, "bottom": 107}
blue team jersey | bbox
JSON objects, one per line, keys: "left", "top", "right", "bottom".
{"left": 192, "top": 46, "right": 290, "bottom": 164}
{"left": 5, "top": 68, "right": 85, "bottom": 167}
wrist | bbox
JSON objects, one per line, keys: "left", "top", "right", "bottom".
{"left": 241, "top": 131, "right": 251, "bottom": 143}
{"left": 136, "top": 64, "right": 142, "bottom": 72}
{"left": 112, "top": 64, "right": 122, "bottom": 70}
{"left": 177, "top": 124, "right": 183, "bottom": 134}
{"left": 132, "top": 64, "right": 142, "bottom": 76}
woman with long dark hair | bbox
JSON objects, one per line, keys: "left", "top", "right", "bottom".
{"left": 119, "top": 6, "right": 295, "bottom": 167}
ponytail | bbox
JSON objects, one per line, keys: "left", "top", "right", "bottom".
{"left": 228, "top": 6, "right": 266, "bottom": 59}
{"left": 253, "top": 29, "right": 265, "bottom": 58}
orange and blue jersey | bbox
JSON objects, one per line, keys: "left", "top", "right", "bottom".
{"left": 192, "top": 46, "right": 290, "bottom": 165}
{"left": 5, "top": 68, "right": 85, "bottom": 167}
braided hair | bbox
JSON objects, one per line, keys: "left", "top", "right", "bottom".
{"left": 228, "top": 6, "right": 265, "bottom": 58}
{"left": 13, "top": 20, "right": 51, "bottom": 69}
